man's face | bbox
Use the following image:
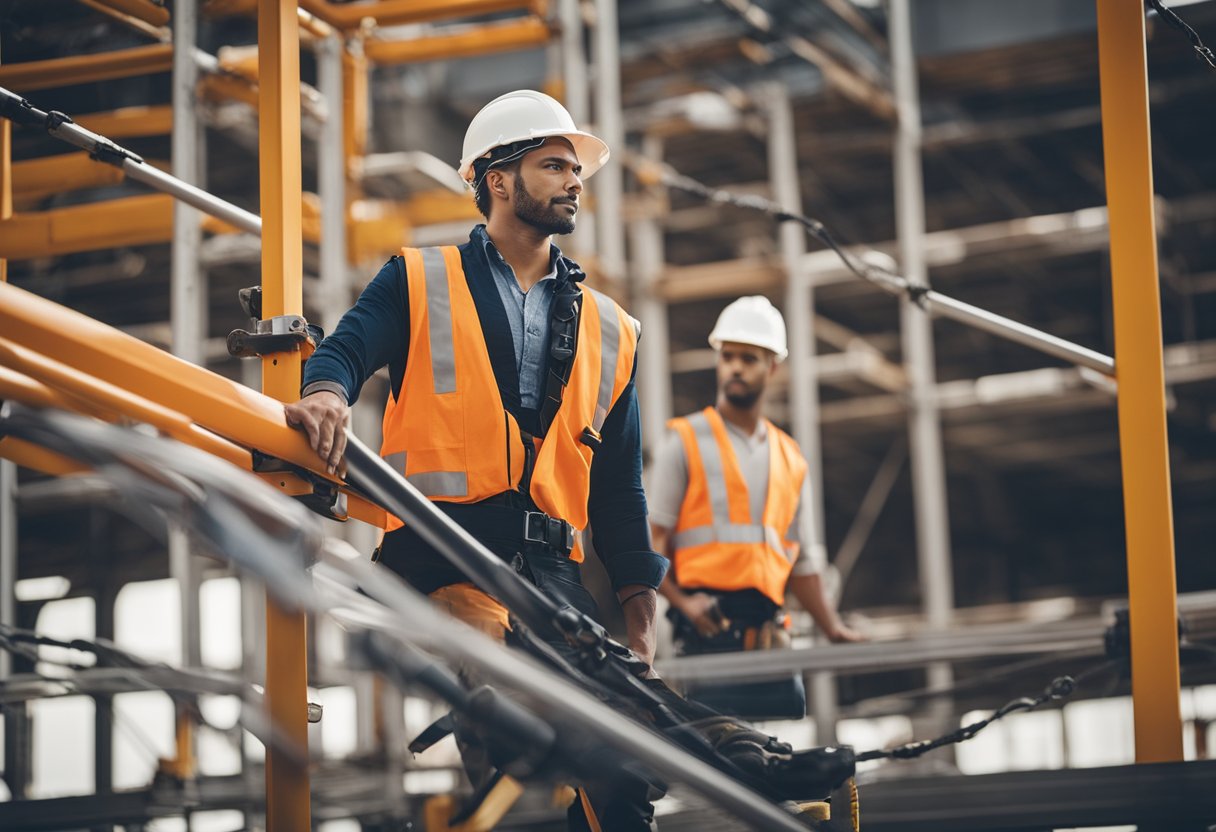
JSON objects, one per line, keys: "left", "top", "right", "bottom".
{"left": 509, "top": 138, "right": 583, "bottom": 235}
{"left": 716, "top": 341, "right": 777, "bottom": 409}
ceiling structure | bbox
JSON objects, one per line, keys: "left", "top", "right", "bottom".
{"left": 4, "top": 0, "right": 1216, "bottom": 619}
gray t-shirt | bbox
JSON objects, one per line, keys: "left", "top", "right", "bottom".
{"left": 648, "top": 416, "right": 825, "bottom": 576}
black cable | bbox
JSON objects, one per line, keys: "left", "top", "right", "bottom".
{"left": 1147, "top": 0, "right": 1216, "bottom": 70}
{"left": 855, "top": 663, "right": 1113, "bottom": 763}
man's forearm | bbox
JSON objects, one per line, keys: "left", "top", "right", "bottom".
{"left": 788, "top": 573, "right": 845, "bottom": 637}
{"left": 617, "top": 583, "right": 658, "bottom": 665}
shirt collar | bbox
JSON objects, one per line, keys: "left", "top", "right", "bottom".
{"left": 471, "top": 224, "right": 569, "bottom": 283}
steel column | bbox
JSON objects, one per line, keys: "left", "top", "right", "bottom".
{"left": 317, "top": 33, "right": 348, "bottom": 333}
{"left": 257, "top": 0, "right": 311, "bottom": 827}
{"left": 629, "top": 134, "right": 672, "bottom": 458}
{"left": 0, "top": 460, "right": 14, "bottom": 682}
{"left": 169, "top": 5, "right": 206, "bottom": 782}
{"left": 592, "top": 0, "right": 625, "bottom": 282}
{"left": 765, "top": 82, "right": 837, "bottom": 743}
{"left": 559, "top": 0, "right": 596, "bottom": 257}
{"left": 1096, "top": 0, "right": 1183, "bottom": 763}
{"left": 890, "top": 1, "right": 955, "bottom": 682}
{"left": 0, "top": 40, "right": 12, "bottom": 687}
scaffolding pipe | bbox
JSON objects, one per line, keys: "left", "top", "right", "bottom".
{"left": 0, "top": 43, "right": 175, "bottom": 92}
{"left": 558, "top": 0, "right": 596, "bottom": 257}
{"left": 317, "top": 33, "right": 347, "bottom": 332}
{"left": 169, "top": 0, "right": 204, "bottom": 783}
{"left": 765, "top": 82, "right": 838, "bottom": 744}
{"left": 1096, "top": 0, "right": 1183, "bottom": 763}
{"left": 890, "top": 0, "right": 955, "bottom": 642}
{"left": 628, "top": 134, "right": 672, "bottom": 456}
{"left": 593, "top": 0, "right": 626, "bottom": 283}
{"left": 0, "top": 460, "right": 14, "bottom": 681}
{"left": 0, "top": 86, "right": 261, "bottom": 235}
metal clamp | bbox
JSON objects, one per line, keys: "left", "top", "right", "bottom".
{"left": 227, "top": 314, "right": 311, "bottom": 358}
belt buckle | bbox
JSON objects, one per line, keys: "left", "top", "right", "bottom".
{"left": 522, "top": 511, "right": 547, "bottom": 545}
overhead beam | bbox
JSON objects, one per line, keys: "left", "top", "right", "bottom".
{"left": 11, "top": 152, "right": 126, "bottom": 205}
{"left": 299, "top": 0, "right": 547, "bottom": 30}
{"left": 364, "top": 17, "right": 552, "bottom": 65}
{"left": 0, "top": 194, "right": 176, "bottom": 259}
{"left": 0, "top": 44, "right": 174, "bottom": 92}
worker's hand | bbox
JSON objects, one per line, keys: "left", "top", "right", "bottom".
{"left": 682, "top": 592, "right": 728, "bottom": 639}
{"left": 284, "top": 390, "right": 349, "bottom": 475}
{"left": 618, "top": 585, "right": 658, "bottom": 672}
{"left": 825, "top": 622, "right": 866, "bottom": 644}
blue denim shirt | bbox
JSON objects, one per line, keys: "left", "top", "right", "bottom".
{"left": 474, "top": 225, "right": 559, "bottom": 411}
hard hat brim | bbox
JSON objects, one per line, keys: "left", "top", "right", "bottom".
{"left": 458, "top": 130, "right": 609, "bottom": 184}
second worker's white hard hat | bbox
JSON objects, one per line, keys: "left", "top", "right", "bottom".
{"left": 708, "top": 296, "right": 789, "bottom": 362}
{"left": 458, "top": 90, "right": 610, "bottom": 185}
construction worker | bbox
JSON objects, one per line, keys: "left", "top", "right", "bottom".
{"left": 649, "top": 296, "right": 863, "bottom": 720}
{"left": 285, "top": 90, "right": 665, "bottom": 829}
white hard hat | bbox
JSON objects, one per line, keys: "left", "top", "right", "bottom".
{"left": 458, "top": 90, "right": 610, "bottom": 185}
{"left": 708, "top": 296, "right": 788, "bottom": 362}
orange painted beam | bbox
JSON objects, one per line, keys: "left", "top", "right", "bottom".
{"left": 0, "top": 194, "right": 175, "bottom": 259}
{"left": 0, "top": 284, "right": 387, "bottom": 527}
{"left": 12, "top": 153, "right": 126, "bottom": 206}
{"left": 76, "top": 105, "right": 174, "bottom": 138}
{"left": 82, "top": 0, "right": 171, "bottom": 26}
{"left": 0, "top": 437, "right": 89, "bottom": 477}
{"left": 0, "top": 43, "right": 174, "bottom": 92}
{"left": 1, "top": 95, "right": 10, "bottom": 282}
{"left": 364, "top": 16, "right": 552, "bottom": 65}
{"left": 1096, "top": 0, "right": 1183, "bottom": 763}
{"left": 300, "top": 0, "right": 546, "bottom": 30}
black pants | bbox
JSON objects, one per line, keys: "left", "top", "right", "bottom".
{"left": 446, "top": 548, "right": 662, "bottom": 831}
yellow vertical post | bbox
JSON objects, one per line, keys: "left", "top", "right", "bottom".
{"left": 1, "top": 80, "right": 10, "bottom": 282}
{"left": 1096, "top": 0, "right": 1184, "bottom": 763}
{"left": 258, "top": 0, "right": 311, "bottom": 827}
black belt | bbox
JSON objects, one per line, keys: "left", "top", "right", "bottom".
{"left": 439, "top": 501, "right": 575, "bottom": 556}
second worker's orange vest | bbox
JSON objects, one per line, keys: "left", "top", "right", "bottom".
{"left": 668, "top": 407, "right": 807, "bottom": 606}
{"left": 379, "top": 246, "right": 638, "bottom": 560}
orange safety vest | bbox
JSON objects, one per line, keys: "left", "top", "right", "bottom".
{"left": 379, "top": 246, "right": 638, "bottom": 561}
{"left": 667, "top": 406, "right": 807, "bottom": 606}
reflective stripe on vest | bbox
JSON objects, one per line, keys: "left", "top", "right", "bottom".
{"left": 421, "top": 247, "right": 456, "bottom": 395}
{"left": 668, "top": 407, "right": 807, "bottom": 606}
{"left": 379, "top": 246, "right": 638, "bottom": 541}
{"left": 587, "top": 287, "right": 619, "bottom": 433}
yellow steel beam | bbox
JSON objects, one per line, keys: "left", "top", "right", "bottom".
{"left": 0, "top": 282, "right": 387, "bottom": 528}
{"left": 402, "top": 190, "right": 482, "bottom": 226}
{"left": 1096, "top": 0, "right": 1183, "bottom": 763}
{"left": 364, "top": 16, "right": 552, "bottom": 65}
{"left": 79, "top": 0, "right": 171, "bottom": 26}
{"left": 0, "top": 194, "right": 176, "bottom": 259}
{"left": 300, "top": 0, "right": 547, "bottom": 30}
{"left": 1, "top": 86, "right": 9, "bottom": 282}
{"left": 344, "top": 47, "right": 368, "bottom": 173}
{"left": 0, "top": 43, "right": 174, "bottom": 92}
{"left": 257, "top": 1, "right": 311, "bottom": 829}
{"left": 0, "top": 337, "right": 252, "bottom": 470}
{"left": 76, "top": 0, "right": 171, "bottom": 41}
{"left": 0, "top": 437, "right": 89, "bottom": 477}
{"left": 12, "top": 152, "right": 126, "bottom": 206}
{"left": 76, "top": 105, "right": 174, "bottom": 138}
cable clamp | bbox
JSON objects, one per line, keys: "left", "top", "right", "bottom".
{"left": 906, "top": 282, "right": 931, "bottom": 309}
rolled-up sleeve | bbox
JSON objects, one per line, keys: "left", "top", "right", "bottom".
{"left": 587, "top": 358, "right": 669, "bottom": 590}
{"left": 302, "top": 256, "right": 408, "bottom": 405}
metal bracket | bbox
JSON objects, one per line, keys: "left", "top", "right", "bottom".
{"left": 227, "top": 314, "right": 310, "bottom": 358}
{"left": 251, "top": 450, "right": 348, "bottom": 522}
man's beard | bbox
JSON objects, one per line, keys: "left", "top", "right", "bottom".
{"left": 723, "top": 382, "right": 762, "bottom": 409}
{"left": 514, "top": 175, "right": 576, "bottom": 236}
